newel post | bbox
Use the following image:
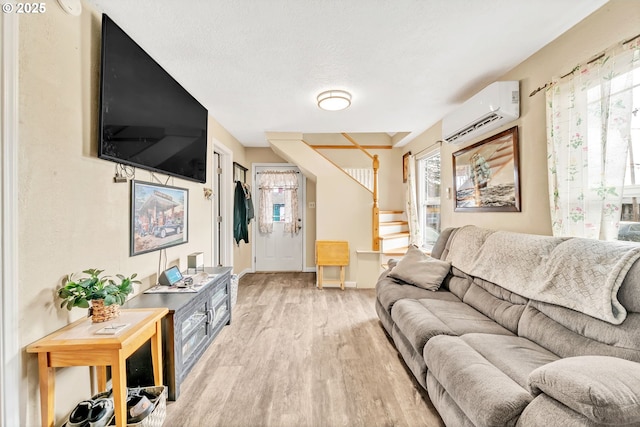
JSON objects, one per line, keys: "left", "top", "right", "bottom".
{"left": 372, "top": 154, "right": 380, "bottom": 251}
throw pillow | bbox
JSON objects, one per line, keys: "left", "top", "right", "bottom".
{"left": 388, "top": 245, "right": 451, "bottom": 291}
{"left": 529, "top": 356, "right": 640, "bottom": 425}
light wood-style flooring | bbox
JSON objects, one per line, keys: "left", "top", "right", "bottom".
{"left": 164, "top": 272, "right": 444, "bottom": 427}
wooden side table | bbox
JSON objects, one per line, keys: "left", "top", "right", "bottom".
{"left": 26, "top": 308, "right": 168, "bottom": 427}
{"left": 316, "top": 240, "right": 350, "bottom": 290}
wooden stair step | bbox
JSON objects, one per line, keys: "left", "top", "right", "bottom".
{"left": 380, "top": 220, "right": 408, "bottom": 226}
{"left": 383, "top": 246, "right": 409, "bottom": 256}
{"left": 379, "top": 231, "right": 410, "bottom": 239}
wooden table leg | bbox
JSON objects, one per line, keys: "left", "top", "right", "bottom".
{"left": 340, "top": 265, "right": 345, "bottom": 290}
{"left": 150, "top": 320, "right": 164, "bottom": 386}
{"left": 110, "top": 352, "right": 127, "bottom": 427}
{"left": 318, "top": 266, "right": 323, "bottom": 290}
{"left": 37, "top": 353, "right": 55, "bottom": 427}
{"left": 96, "top": 366, "right": 108, "bottom": 392}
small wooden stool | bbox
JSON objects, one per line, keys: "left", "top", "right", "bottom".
{"left": 315, "top": 240, "right": 349, "bottom": 290}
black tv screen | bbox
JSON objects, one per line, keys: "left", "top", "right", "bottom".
{"left": 98, "top": 14, "right": 208, "bottom": 183}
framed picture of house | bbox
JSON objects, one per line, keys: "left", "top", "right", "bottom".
{"left": 402, "top": 151, "right": 411, "bottom": 183}
{"left": 130, "top": 180, "right": 189, "bottom": 256}
{"left": 452, "top": 126, "right": 520, "bottom": 212}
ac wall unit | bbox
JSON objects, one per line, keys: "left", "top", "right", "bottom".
{"left": 442, "top": 81, "right": 520, "bottom": 145}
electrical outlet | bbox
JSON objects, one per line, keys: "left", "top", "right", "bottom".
{"left": 309, "top": 202, "right": 316, "bottom": 209}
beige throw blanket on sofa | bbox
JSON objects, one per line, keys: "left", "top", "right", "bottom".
{"left": 446, "top": 225, "right": 640, "bottom": 325}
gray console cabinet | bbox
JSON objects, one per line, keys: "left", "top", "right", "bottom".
{"left": 125, "top": 266, "right": 232, "bottom": 400}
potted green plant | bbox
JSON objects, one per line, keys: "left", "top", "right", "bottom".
{"left": 57, "top": 268, "right": 140, "bottom": 322}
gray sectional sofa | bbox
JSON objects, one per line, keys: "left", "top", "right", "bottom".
{"left": 375, "top": 225, "right": 640, "bottom": 426}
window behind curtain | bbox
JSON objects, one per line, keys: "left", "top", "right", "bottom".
{"left": 417, "top": 151, "right": 441, "bottom": 247}
{"left": 546, "top": 39, "right": 639, "bottom": 241}
{"left": 620, "top": 78, "right": 640, "bottom": 242}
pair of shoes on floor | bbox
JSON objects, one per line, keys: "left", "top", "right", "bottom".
{"left": 126, "top": 388, "right": 157, "bottom": 424}
{"left": 66, "top": 396, "right": 114, "bottom": 427}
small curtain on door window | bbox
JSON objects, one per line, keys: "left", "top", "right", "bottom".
{"left": 258, "top": 171, "right": 299, "bottom": 234}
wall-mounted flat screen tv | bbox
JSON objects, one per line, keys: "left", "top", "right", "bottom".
{"left": 98, "top": 14, "right": 208, "bottom": 183}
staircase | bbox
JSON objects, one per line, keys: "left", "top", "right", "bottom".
{"left": 379, "top": 210, "right": 410, "bottom": 258}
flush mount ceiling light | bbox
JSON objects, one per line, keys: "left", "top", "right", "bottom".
{"left": 317, "top": 90, "right": 352, "bottom": 111}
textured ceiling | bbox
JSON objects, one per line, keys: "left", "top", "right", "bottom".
{"left": 84, "top": 0, "right": 608, "bottom": 147}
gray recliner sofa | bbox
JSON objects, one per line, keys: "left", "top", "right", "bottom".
{"left": 376, "top": 225, "right": 640, "bottom": 427}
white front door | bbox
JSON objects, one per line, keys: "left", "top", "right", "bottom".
{"left": 254, "top": 165, "right": 304, "bottom": 271}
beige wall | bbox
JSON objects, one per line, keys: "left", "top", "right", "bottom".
{"left": 17, "top": 3, "right": 249, "bottom": 424}
{"left": 210, "top": 117, "right": 253, "bottom": 274}
{"left": 404, "top": 0, "right": 640, "bottom": 236}
{"left": 269, "top": 136, "right": 372, "bottom": 283}
{"left": 303, "top": 133, "right": 405, "bottom": 211}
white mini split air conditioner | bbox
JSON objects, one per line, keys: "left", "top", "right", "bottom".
{"left": 442, "top": 81, "right": 520, "bottom": 145}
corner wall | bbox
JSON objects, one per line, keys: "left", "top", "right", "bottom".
{"left": 404, "top": 0, "right": 640, "bottom": 236}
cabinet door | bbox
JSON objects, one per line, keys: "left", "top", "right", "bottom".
{"left": 178, "top": 299, "right": 209, "bottom": 377}
{"left": 208, "top": 277, "right": 230, "bottom": 334}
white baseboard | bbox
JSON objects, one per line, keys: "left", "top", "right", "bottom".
{"left": 303, "top": 266, "right": 317, "bottom": 273}
{"left": 236, "top": 268, "right": 253, "bottom": 278}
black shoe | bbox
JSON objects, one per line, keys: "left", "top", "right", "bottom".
{"left": 67, "top": 400, "right": 93, "bottom": 427}
{"left": 88, "top": 397, "right": 114, "bottom": 427}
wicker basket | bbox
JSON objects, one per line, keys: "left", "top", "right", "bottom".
{"left": 90, "top": 299, "right": 120, "bottom": 323}
{"left": 126, "top": 386, "right": 167, "bottom": 427}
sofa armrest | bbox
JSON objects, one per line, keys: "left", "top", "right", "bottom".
{"left": 528, "top": 356, "right": 640, "bottom": 425}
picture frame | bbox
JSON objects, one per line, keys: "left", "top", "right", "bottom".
{"left": 452, "top": 126, "right": 520, "bottom": 212}
{"left": 402, "top": 151, "right": 411, "bottom": 183}
{"left": 131, "top": 180, "right": 189, "bottom": 256}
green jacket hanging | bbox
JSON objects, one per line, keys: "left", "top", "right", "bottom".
{"left": 233, "top": 181, "right": 249, "bottom": 245}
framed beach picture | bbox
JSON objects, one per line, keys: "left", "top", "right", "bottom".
{"left": 130, "top": 180, "right": 189, "bottom": 256}
{"left": 452, "top": 126, "right": 521, "bottom": 212}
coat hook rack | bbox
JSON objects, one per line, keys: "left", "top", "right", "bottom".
{"left": 233, "top": 162, "right": 248, "bottom": 184}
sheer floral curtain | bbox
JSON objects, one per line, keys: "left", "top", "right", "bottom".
{"left": 257, "top": 170, "right": 299, "bottom": 234}
{"left": 546, "top": 38, "right": 639, "bottom": 240}
{"left": 405, "top": 154, "right": 422, "bottom": 246}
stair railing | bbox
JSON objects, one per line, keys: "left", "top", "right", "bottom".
{"left": 341, "top": 133, "right": 380, "bottom": 250}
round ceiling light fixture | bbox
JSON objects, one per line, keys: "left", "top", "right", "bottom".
{"left": 317, "top": 90, "right": 352, "bottom": 111}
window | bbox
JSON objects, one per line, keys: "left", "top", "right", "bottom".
{"left": 620, "top": 82, "right": 640, "bottom": 242}
{"left": 417, "top": 150, "right": 441, "bottom": 247}
{"left": 546, "top": 40, "right": 640, "bottom": 241}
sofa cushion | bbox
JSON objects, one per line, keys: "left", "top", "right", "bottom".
{"left": 391, "top": 298, "right": 513, "bottom": 357}
{"left": 463, "top": 280, "right": 528, "bottom": 334}
{"left": 430, "top": 227, "right": 457, "bottom": 260}
{"left": 529, "top": 356, "right": 640, "bottom": 425}
{"left": 517, "top": 395, "right": 606, "bottom": 427}
{"left": 424, "top": 335, "right": 532, "bottom": 426}
{"left": 460, "top": 333, "right": 559, "bottom": 390}
{"left": 391, "top": 324, "right": 430, "bottom": 389}
{"left": 388, "top": 245, "right": 451, "bottom": 290}
{"left": 447, "top": 267, "right": 473, "bottom": 300}
{"left": 519, "top": 304, "right": 640, "bottom": 362}
{"left": 376, "top": 273, "right": 459, "bottom": 314}
{"left": 426, "top": 371, "right": 476, "bottom": 427}
{"left": 417, "top": 299, "right": 514, "bottom": 337}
